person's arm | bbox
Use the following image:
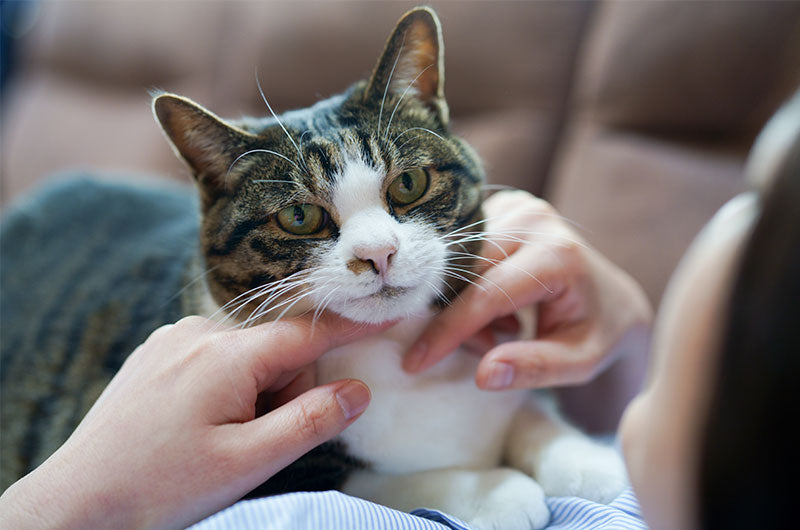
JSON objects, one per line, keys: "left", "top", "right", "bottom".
{"left": 0, "top": 314, "right": 386, "bottom": 529}
{"left": 404, "top": 190, "right": 652, "bottom": 430}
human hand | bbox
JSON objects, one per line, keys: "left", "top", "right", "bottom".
{"left": 403, "top": 190, "right": 652, "bottom": 390}
{"left": 0, "top": 314, "right": 386, "bottom": 529}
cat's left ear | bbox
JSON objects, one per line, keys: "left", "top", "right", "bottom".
{"left": 365, "top": 7, "right": 448, "bottom": 125}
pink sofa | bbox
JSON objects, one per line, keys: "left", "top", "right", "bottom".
{"left": 3, "top": 0, "right": 799, "bottom": 306}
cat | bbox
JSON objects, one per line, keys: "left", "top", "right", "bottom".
{"left": 0, "top": 6, "right": 626, "bottom": 530}
{"left": 151, "top": 7, "right": 627, "bottom": 529}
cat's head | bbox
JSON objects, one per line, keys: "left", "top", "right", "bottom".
{"left": 154, "top": 7, "right": 484, "bottom": 324}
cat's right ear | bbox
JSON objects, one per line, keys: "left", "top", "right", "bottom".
{"left": 153, "top": 93, "right": 255, "bottom": 195}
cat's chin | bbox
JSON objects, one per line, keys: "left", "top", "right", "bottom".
{"left": 329, "top": 287, "right": 435, "bottom": 324}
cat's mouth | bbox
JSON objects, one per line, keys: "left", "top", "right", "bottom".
{"left": 361, "top": 285, "right": 410, "bottom": 300}
{"left": 329, "top": 280, "right": 436, "bottom": 323}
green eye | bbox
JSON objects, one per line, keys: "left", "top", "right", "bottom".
{"left": 388, "top": 168, "right": 428, "bottom": 206}
{"left": 276, "top": 204, "right": 327, "bottom": 235}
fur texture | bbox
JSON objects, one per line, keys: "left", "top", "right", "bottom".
{"left": 0, "top": 7, "right": 628, "bottom": 529}
{"left": 153, "top": 7, "right": 628, "bottom": 529}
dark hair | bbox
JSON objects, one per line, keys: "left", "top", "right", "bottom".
{"left": 698, "top": 130, "right": 800, "bottom": 528}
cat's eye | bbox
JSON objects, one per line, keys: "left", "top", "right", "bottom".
{"left": 276, "top": 204, "right": 328, "bottom": 235}
{"left": 387, "top": 168, "right": 428, "bottom": 206}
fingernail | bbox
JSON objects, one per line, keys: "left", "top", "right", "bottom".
{"left": 403, "top": 342, "right": 427, "bottom": 372}
{"left": 335, "top": 381, "right": 371, "bottom": 420}
{"left": 485, "top": 361, "right": 515, "bottom": 390}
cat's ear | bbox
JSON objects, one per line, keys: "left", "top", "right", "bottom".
{"left": 153, "top": 93, "right": 255, "bottom": 194}
{"left": 365, "top": 6, "right": 448, "bottom": 125}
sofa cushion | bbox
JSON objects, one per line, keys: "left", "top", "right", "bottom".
{"left": 576, "top": 0, "right": 800, "bottom": 140}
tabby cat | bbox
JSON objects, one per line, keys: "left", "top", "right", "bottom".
{"left": 1, "top": 7, "right": 626, "bottom": 529}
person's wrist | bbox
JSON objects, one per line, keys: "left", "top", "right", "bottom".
{"left": 0, "top": 445, "right": 133, "bottom": 529}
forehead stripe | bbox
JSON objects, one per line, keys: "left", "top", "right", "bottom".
{"left": 307, "top": 143, "right": 337, "bottom": 182}
{"left": 207, "top": 218, "right": 268, "bottom": 256}
{"left": 354, "top": 129, "right": 375, "bottom": 162}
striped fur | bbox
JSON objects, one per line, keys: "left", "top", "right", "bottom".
{"left": 1, "top": 6, "right": 484, "bottom": 493}
{"left": 1, "top": 10, "right": 630, "bottom": 523}
{"left": 154, "top": 79, "right": 484, "bottom": 321}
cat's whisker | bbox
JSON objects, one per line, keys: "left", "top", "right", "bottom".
{"left": 445, "top": 235, "right": 566, "bottom": 278}
{"left": 480, "top": 184, "right": 520, "bottom": 192}
{"left": 245, "top": 281, "right": 309, "bottom": 323}
{"left": 227, "top": 149, "right": 302, "bottom": 181}
{"left": 268, "top": 286, "right": 324, "bottom": 326}
{"left": 442, "top": 265, "right": 516, "bottom": 308}
{"left": 243, "top": 271, "right": 337, "bottom": 322}
{"left": 446, "top": 251, "right": 554, "bottom": 294}
{"left": 438, "top": 212, "right": 563, "bottom": 241}
{"left": 310, "top": 285, "right": 341, "bottom": 336}
{"left": 243, "top": 273, "right": 340, "bottom": 327}
{"left": 392, "top": 127, "right": 447, "bottom": 148}
{"left": 440, "top": 255, "right": 483, "bottom": 266}
{"left": 442, "top": 224, "right": 592, "bottom": 257}
{"left": 393, "top": 128, "right": 449, "bottom": 153}
{"left": 432, "top": 268, "right": 489, "bottom": 294}
{"left": 234, "top": 287, "right": 308, "bottom": 329}
{"left": 442, "top": 209, "right": 588, "bottom": 237}
{"left": 252, "top": 179, "right": 302, "bottom": 186}
{"left": 299, "top": 130, "right": 312, "bottom": 152}
{"left": 208, "top": 269, "right": 317, "bottom": 330}
{"left": 435, "top": 215, "right": 501, "bottom": 240}
{"left": 439, "top": 272, "right": 489, "bottom": 296}
{"left": 446, "top": 232, "right": 587, "bottom": 256}
{"left": 255, "top": 69, "right": 307, "bottom": 172}
{"left": 421, "top": 278, "right": 449, "bottom": 304}
{"left": 383, "top": 62, "right": 435, "bottom": 140}
{"left": 159, "top": 264, "right": 221, "bottom": 310}
{"left": 209, "top": 283, "right": 278, "bottom": 331}
{"left": 445, "top": 228, "right": 588, "bottom": 247}
{"left": 449, "top": 234, "right": 509, "bottom": 261}
{"left": 215, "top": 268, "right": 314, "bottom": 316}
{"left": 377, "top": 35, "right": 407, "bottom": 137}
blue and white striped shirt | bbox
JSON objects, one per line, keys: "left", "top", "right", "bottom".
{"left": 193, "top": 487, "right": 646, "bottom": 530}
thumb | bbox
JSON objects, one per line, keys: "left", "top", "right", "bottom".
{"left": 240, "top": 380, "right": 371, "bottom": 478}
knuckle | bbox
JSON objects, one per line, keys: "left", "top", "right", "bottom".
{"left": 148, "top": 323, "right": 175, "bottom": 341}
{"left": 521, "top": 354, "right": 549, "bottom": 381}
{"left": 556, "top": 239, "right": 586, "bottom": 269}
{"left": 201, "top": 333, "right": 234, "bottom": 358}
{"left": 175, "top": 315, "right": 210, "bottom": 330}
{"left": 506, "top": 189, "right": 536, "bottom": 205}
{"left": 295, "top": 400, "right": 328, "bottom": 440}
{"left": 487, "top": 189, "right": 533, "bottom": 214}
{"left": 270, "top": 318, "right": 315, "bottom": 347}
{"left": 527, "top": 196, "right": 556, "bottom": 215}
{"left": 569, "top": 354, "right": 600, "bottom": 385}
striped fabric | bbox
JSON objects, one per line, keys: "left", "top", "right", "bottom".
{"left": 192, "top": 487, "right": 646, "bottom": 530}
{"left": 546, "top": 489, "right": 646, "bottom": 530}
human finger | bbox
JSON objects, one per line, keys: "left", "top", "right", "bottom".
{"left": 269, "top": 366, "right": 317, "bottom": 408}
{"left": 404, "top": 249, "right": 562, "bottom": 373}
{"left": 229, "top": 312, "right": 392, "bottom": 390}
{"left": 236, "top": 380, "right": 371, "bottom": 482}
{"left": 474, "top": 323, "right": 607, "bottom": 390}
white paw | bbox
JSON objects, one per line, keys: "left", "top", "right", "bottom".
{"left": 468, "top": 469, "right": 550, "bottom": 530}
{"left": 535, "top": 437, "right": 628, "bottom": 504}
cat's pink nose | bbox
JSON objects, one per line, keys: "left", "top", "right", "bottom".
{"left": 354, "top": 245, "right": 397, "bottom": 277}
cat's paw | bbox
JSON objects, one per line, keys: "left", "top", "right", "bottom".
{"left": 467, "top": 469, "right": 550, "bottom": 530}
{"left": 535, "top": 436, "right": 628, "bottom": 504}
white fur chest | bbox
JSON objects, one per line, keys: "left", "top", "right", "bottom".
{"left": 316, "top": 314, "right": 527, "bottom": 473}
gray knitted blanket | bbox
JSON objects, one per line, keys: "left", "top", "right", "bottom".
{"left": 1, "top": 175, "right": 200, "bottom": 488}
